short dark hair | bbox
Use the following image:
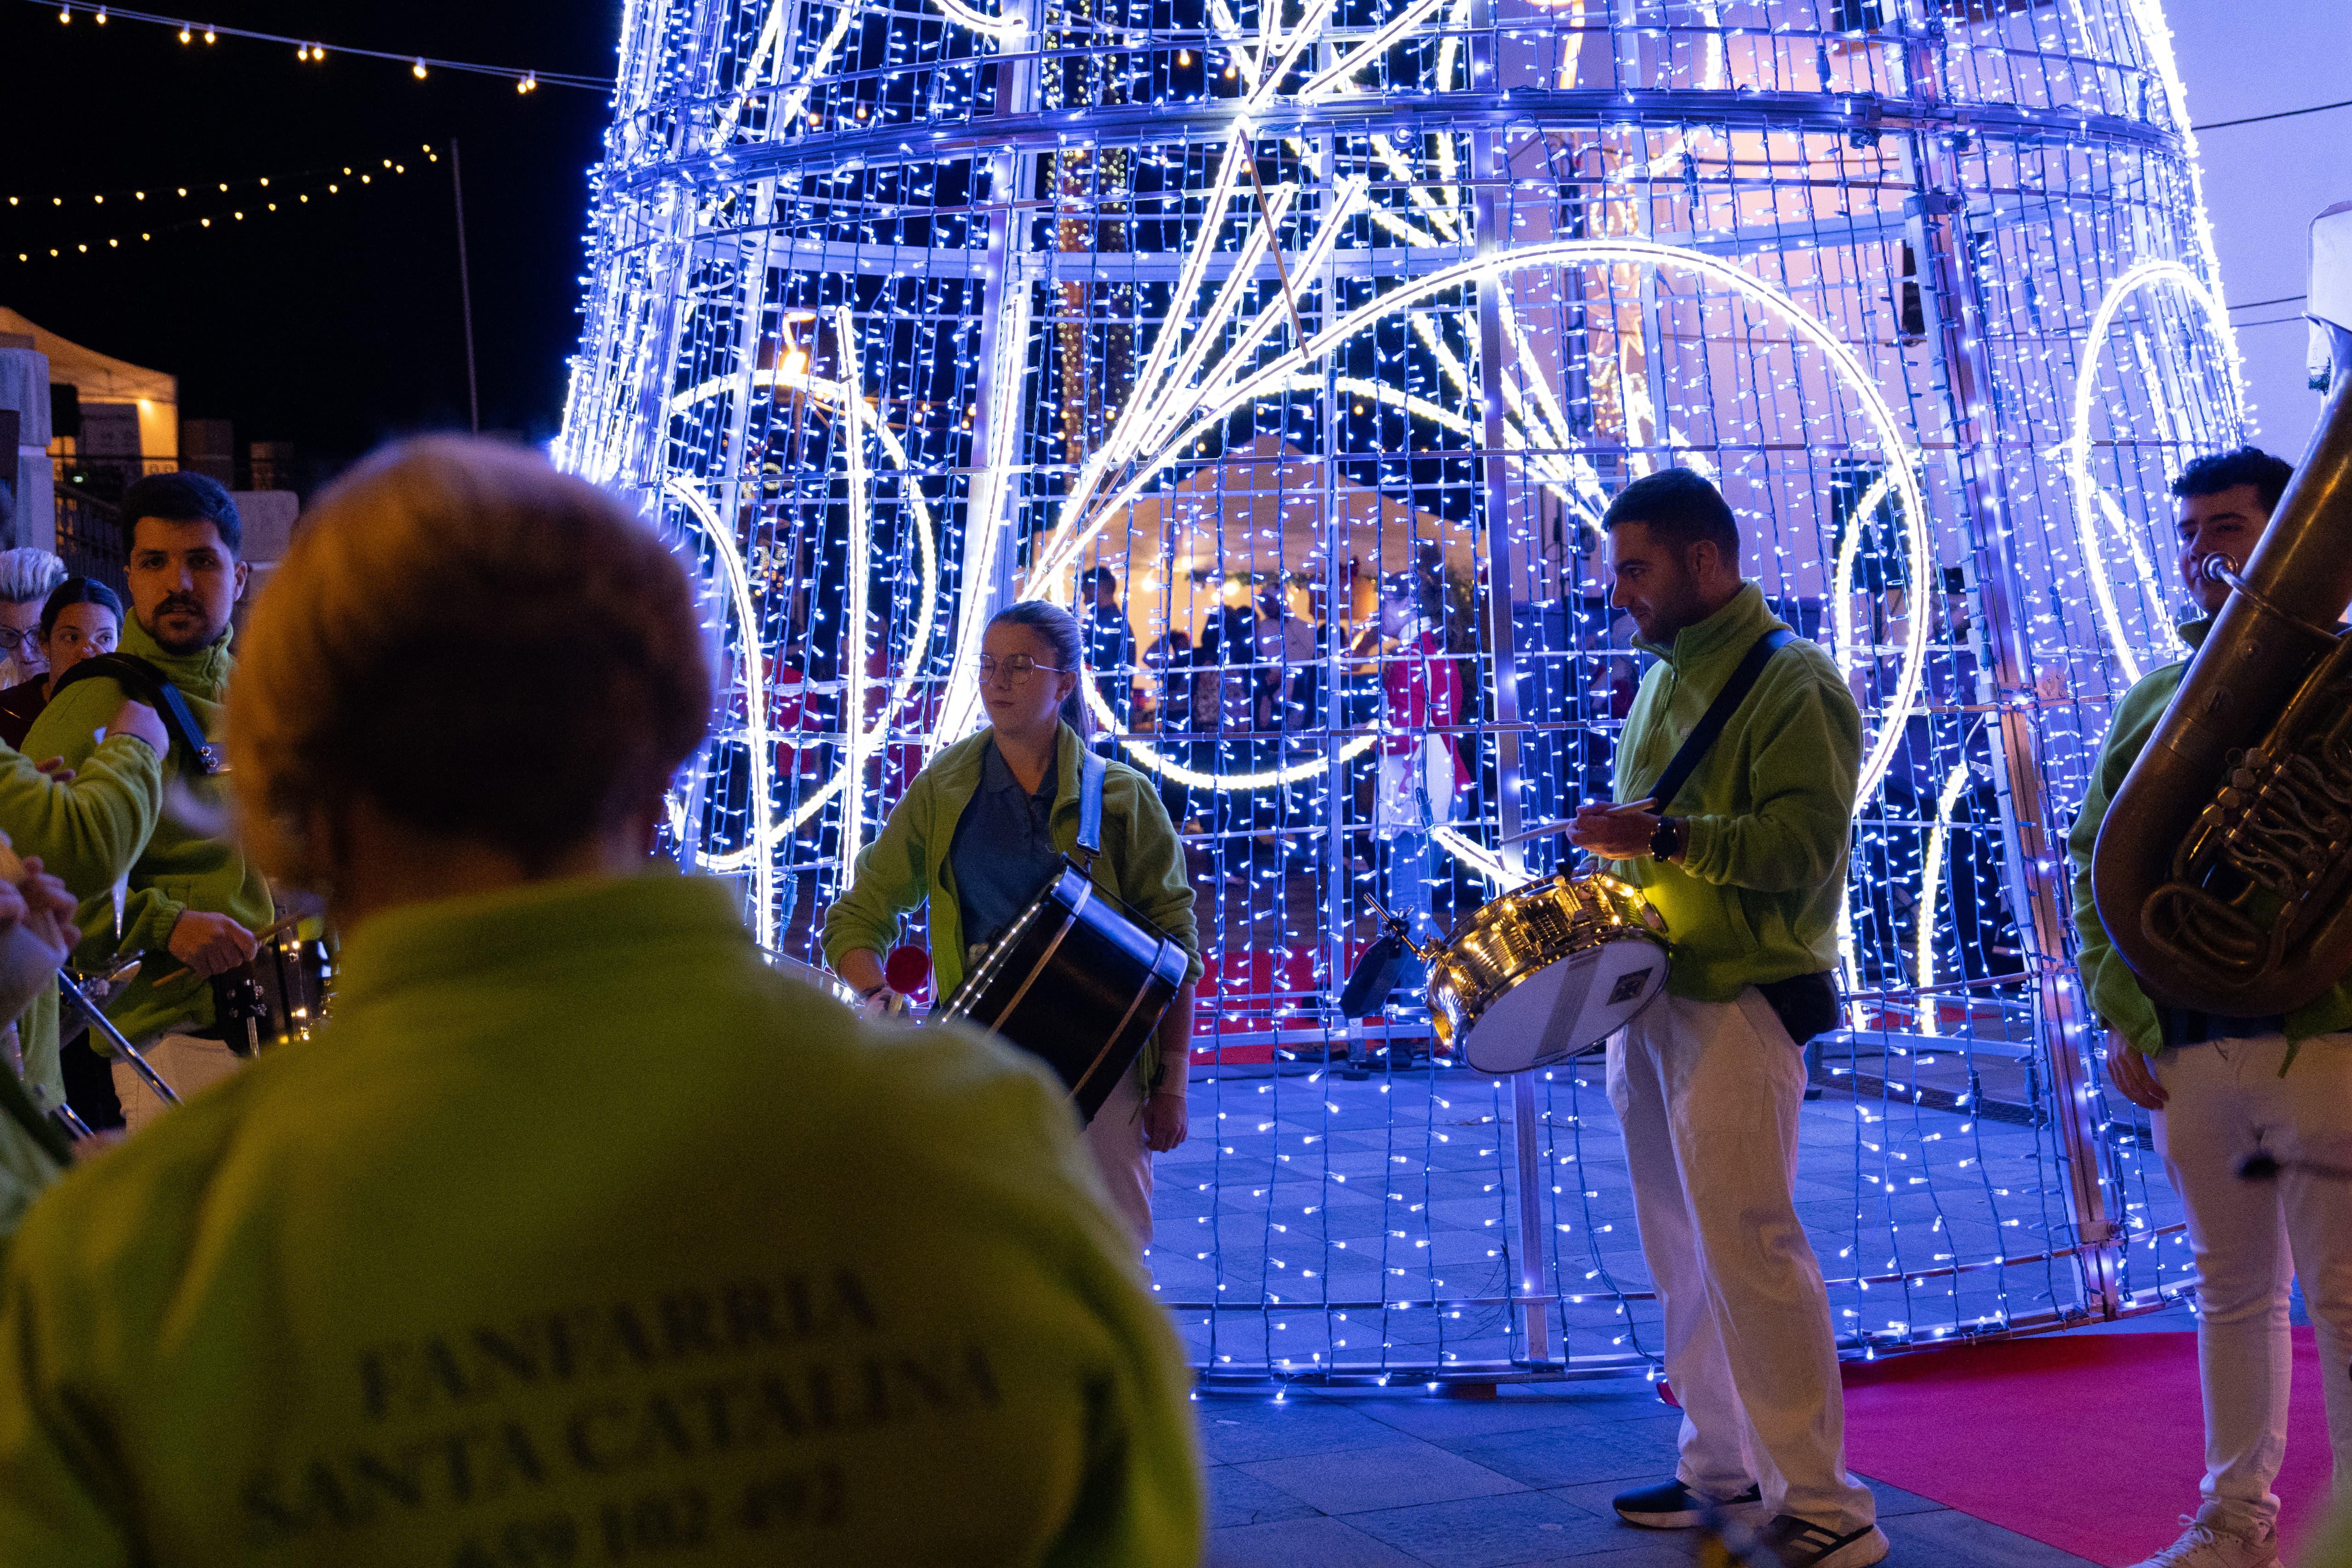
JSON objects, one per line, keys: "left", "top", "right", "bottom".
{"left": 1081, "top": 565, "right": 1119, "bottom": 594}
{"left": 38, "top": 576, "right": 122, "bottom": 642}
{"left": 2172, "top": 446, "right": 2294, "bottom": 513}
{"left": 118, "top": 471, "right": 243, "bottom": 559}
{"left": 1601, "top": 468, "right": 1739, "bottom": 562}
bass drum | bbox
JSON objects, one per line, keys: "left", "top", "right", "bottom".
{"left": 942, "top": 861, "right": 1192, "bottom": 1123}
{"left": 1424, "top": 872, "right": 1668, "bottom": 1074}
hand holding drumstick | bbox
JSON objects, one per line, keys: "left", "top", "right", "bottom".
{"left": 1564, "top": 797, "right": 1661, "bottom": 860}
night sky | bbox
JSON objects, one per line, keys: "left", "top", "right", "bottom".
{"left": 1, "top": 0, "right": 621, "bottom": 486}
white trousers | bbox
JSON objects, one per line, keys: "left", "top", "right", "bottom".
{"left": 2153, "top": 1033, "right": 2352, "bottom": 1534}
{"left": 111, "top": 1033, "right": 245, "bottom": 1135}
{"left": 1083, "top": 1066, "right": 1154, "bottom": 1246}
{"left": 1608, "top": 989, "right": 1874, "bottom": 1534}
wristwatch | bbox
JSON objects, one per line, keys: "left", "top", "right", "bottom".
{"left": 1650, "top": 816, "right": 1685, "bottom": 862}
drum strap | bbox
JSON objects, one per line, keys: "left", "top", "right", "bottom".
{"left": 50, "top": 653, "right": 223, "bottom": 775}
{"left": 1640, "top": 627, "right": 1794, "bottom": 811}
{"left": 1073, "top": 746, "right": 1107, "bottom": 872}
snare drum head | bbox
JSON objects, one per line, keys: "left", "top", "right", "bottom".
{"left": 1458, "top": 934, "right": 1666, "bottom": 1075}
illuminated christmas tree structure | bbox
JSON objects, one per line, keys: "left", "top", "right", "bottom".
{"left": 562, "top": 0, "right": 2241, "bottom": 1376}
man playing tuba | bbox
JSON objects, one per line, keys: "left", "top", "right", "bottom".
{"left": 2069, "top": 446, "right": 2352, "bottom": 1568}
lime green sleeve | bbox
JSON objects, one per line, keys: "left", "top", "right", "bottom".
{"left": 820, "top": 767, "right": 938, "bottom": 972}
{"left": 15, "top": 678, "right": 118, "bottom": 780}
{"left": 0, "top": 736, "right": 163, "bottom": 901}
{"left": 2068, "top": 708, "right": 2163, "bottom": 1056}
{"left": 1678, "top": 670, "right": 1861, "bottom": 894}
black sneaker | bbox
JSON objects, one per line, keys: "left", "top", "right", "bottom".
{"left": 1611, "top": 1477, "right": 1762, "bottom": 1529}
{"left": 1758, "top": 1514, "right": 1891, "bottom": 1567}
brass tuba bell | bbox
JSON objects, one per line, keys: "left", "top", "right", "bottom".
{"left": 2092, "top": 334, "right": 2352, "bottom": 1016}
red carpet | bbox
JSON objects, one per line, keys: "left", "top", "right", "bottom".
{"left": 1840, "top": 1330, "right": 2335, "bottom": 1566}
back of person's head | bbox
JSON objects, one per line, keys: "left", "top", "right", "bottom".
{"left": 989, "top": 598, "right": 1091, "bottom": 737}
{"left": 38, "top": 576, "right": 122, "bottom": 641}
{"left": 1081, "top": 565, "right": 1119, "bottom": 598}
{"left": 0, "top": 549, "right": 66, "bottom": 608}
{"left": 119, "top": 471, "right": 243, "bottom": 559}
{"left": 2172, "top": 446, "right": 2294, "bottom": 512}
{"left": 229, "top": 437, "right": 712, "bottom": 886}
{"left": 1601, "top": 468, "right": 1741, "bottom": 564}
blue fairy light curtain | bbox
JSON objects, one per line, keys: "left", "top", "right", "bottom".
{"left": 560, "top": 0, "right": 2242, "bottom": 1378}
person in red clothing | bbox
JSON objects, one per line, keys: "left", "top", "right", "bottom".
{"left": 1351, "top": 570, "right": 1467, "bottom": 988}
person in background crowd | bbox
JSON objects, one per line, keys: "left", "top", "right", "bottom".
{"left": 1082, "top": 564, "right": 1137, "bottom": 737}
{"left": 1351, "top": 570, "right": 1465, "bottom": 996}
{"left": 1569, "top": 469, "right": 1878, "bottom": 1568}
{"left": 2070, "top": 447, "right": 2352, "bottom": 1568}
{"left": 0, "top": 578, "right": 121, "bottom": 750}
{"left": 20, "top": 471, "right": 271, "bottom": 1132}
{"left": 0, "top": 549, "right": 66, "bottom": 696}
{"left": 825, "top": 599, "right": 1200, "bottom": 1246}
{"left": 0, "top": 437, "right": 1204, "bottom": 1567}
{"left": 1142, "top": 627, "right": 1195, "bottom": 833}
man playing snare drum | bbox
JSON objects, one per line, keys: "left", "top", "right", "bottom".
{"left": 1567, "top": 469, "right": 1879, "bottom": 1568}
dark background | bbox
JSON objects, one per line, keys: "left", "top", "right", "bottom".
{"left": 1, "top": 0, "right": 620, "bottom": 488}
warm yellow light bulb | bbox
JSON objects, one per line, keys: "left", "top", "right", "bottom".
{"left": 412, "top": 57, "right": 428, "bottom": 78}
{"left": 177, "top": 25, "right": 189, "bottom": 40}
{"left": 203, "top": 28, "right": 214, "bottom": 43}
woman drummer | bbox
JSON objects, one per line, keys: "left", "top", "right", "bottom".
{"left": 822, "top": 599, "right": 1200, "bottom": 1243}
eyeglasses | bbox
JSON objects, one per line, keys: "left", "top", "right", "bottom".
{"left": 0, "top": 628, "right": 31, "bottom": 654}
{"left": 975, "top": 654, "right": 1070, "bottom": 684}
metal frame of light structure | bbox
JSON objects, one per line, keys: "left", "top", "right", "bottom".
{"left": 564, "top": 0, "right": 2242, "bottom": 1378}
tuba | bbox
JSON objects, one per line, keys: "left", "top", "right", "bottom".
{"left": 2092, "top": 335, "right": 2352, "bottom": 1015}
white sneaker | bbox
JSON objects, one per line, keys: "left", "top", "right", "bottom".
{"left": 2127, "top": 1508, "right": 2281, "bottom": 1568}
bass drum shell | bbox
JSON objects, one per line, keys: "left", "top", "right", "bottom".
{"left": 943, "top": 862, "right": 1191, "bottom": 1123}
{"left": 1424, "top": 872, "right": 1669, "bottom": 1076}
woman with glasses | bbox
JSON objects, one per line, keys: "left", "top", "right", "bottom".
{"left": 0, "top": 577, "right": 122, "bottom": 751}
{"left": 822, "top": 599, "right": 1201, "bottom": 1243}
{"left": 0, "top": 550, "right": 64, "bottom": 695}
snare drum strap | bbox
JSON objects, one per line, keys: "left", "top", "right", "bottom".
{"left": 1639, "top": 628, "right": 1794, "bottom": 812}
{"left": 1073, "top": 746, "right": 1107, "bottom": 873}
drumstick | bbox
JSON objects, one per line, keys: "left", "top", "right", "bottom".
{"left": 1498, "top": 798, "right": 1656, "bottom": 847}
{"left": 139, "top": 912, "right": 310, "bottom": 984}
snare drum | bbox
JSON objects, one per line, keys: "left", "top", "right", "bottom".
{"left": 1423, "top": 872, "right": 1668, "bottom": 1074}
{"left": 212, "top": 927, "right": 337, "bottom": 1056}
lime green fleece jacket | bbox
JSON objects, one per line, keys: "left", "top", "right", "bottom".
{"left": 1608, "top": 583, "right": 1863, "bottom": 1001}
{"left": 821, "top": 723, "right": 1201, "bottom": 1081}
{"left": 20, "top": 615, "right": 272, "bottom": 1045}
{"left": 2067, "top": 619, "right": 2352, "bottom": 1056}
{"left": 0, "top": 734, "right": 166, "bottom": 1109}
{"left": 0, "top": 872, "right": 1204, "bottom": 1567}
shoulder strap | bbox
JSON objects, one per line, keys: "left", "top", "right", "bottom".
{"left": 1074, "top": 746, "right": 1107, "bottom": 869}
{"left": 49, "top": 653, "right": 223, "bottom": 776}
{"left": 1640, "top": 628, "right": 1793, "bottom": 812}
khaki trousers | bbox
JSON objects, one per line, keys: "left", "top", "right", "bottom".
{"left": 1607, "top": 988, "right": 1875, "bottom": 1535}
{"left": 1083, "top": 1067, "right": 1154, "bottom": 1246}
{"left": 112, "top": 1033, "right": 245, "bottom": 1135}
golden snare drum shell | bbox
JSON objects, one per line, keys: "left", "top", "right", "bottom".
{"left": 1423, "top": 872, "right": 1668, "bottom": 1075}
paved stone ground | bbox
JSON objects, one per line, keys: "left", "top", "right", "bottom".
{"left": 1192, "top": 1381, "right": 2102, "bottom": 1568}
{"left": 1151, "top": 1060, "right": 2188, "bottom": 1374}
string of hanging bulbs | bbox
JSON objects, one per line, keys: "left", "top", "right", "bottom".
{"left": 30, "top": 0, "right": 609, "bottom": 93}
{"left": 7, "top": 147, "right": 439, "bottom": 264}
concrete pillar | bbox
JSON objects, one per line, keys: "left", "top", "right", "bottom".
{"left": 0, "top": 345, "right": 55, "bottom": 554}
